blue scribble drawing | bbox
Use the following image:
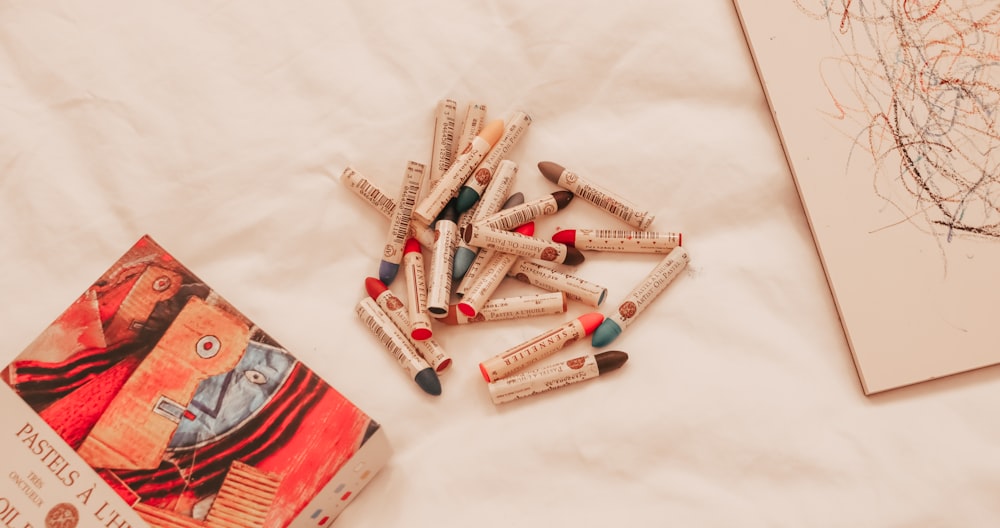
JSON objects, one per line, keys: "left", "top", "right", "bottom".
{"left": 796, "top": 0, "right": 1000, "bottom": 240}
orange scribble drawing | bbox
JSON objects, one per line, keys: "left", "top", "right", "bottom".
{"left": 799, "top": 0, "right": 1000, "bottom": 240}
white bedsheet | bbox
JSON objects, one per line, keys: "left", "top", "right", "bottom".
{"left": 2, "top": 1, "right": 998, "bottom": 526}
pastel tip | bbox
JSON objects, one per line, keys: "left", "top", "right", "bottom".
{"left": 578, "top": 312, "right": 605, "bottom": 335}
{"left": 378, "top": 261, "right": 399, "bottom": 285}
{"left": 364, "top": 276, "right": 387, "bottom": 299}
{"left": 411, "top": 327, "right": 433, "bottom": 341}
{"left": 455, "top": 187, "right": 481, "bottom": 214}
{"left": 479, "top": 362, "right": 492, "bottom": 382}
{"left": 591, "top": 319, "right": 623, "bottom": 347}
{"left": 457, "top": 302, "right": 476, "bottom": 317}
{"left": 563, "top": 246, "right": 585, "bottom": 266}
{"left": 537, "top": 161, "right": 565, "bottom": 184}
{"left": 503, "top": 192, "right": 525, "bottom": 209}
{"left": 415, "top": 368, "right": 442, "bottom": 396}
{"left": 404, "top": 238, "right": 422, "bottom": 254}
{"left": 553, "top": 190, "right": 574, "bottom": 209}
{"left": 595, "top": 350, "right": 629, "bottom": 373}
{"left": 479, "top": 119, "right": 505, "bottom": 145}
{"left": 452, "top": 247, "right": 477, "bottom": 280}
{"left": 551, "top": 229, "right": 576, "bottom": 246}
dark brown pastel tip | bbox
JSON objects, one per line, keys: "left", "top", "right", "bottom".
{"left": 552, "top": 190, "right": 574, "bottom": 209}
{"left": 537, "top": 161, "right": 565, "bottom": 184}
{"left": 595, "top": 350, "right": 628, "bottom": 374}
{"left": 462, "top": 223, "right": 474, "bottom": 244}
{"left": 562, "top": 246, "right": 585, "bottom": 265}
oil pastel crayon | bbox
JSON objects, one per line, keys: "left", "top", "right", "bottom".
{"left": 340, "top": 165, "right": 397, "bottom": 218}
{"left": 552, "top": 229, "right": 681, "bottom": 254}
{"left": 409, "top": 220, "right": 437, "bottom": 250}
{"left": 426, "top": 199, "right": 459, "bottom": 317}
{"left": 439, "top": 292, "right": 567, "bottom": 325}
{"left": 402, "top": 238, "right": 433, "bottom": 340}
{"left": 507, "top": 259, "right": 608, "bottom": 307}
{"left": 479, "top": 311, "right": 605, "bottom": 382}
{"left": 473, "top": 190, "right": 573, "bottom": 231}
{"left": 470, "top": 160, "right": 519, "bottom": 222}
{"left": 456, "top": 110, "right": 532, "bottom": 213}
{"left": 427, "top": 99, "right": 458, "bottom": 192}
{"left": 487, "top": 350, "right": 628, "bottom": 404}
{"left": 380, "top": 161, "right": 425, "bottom": 285}
{"left": 456, "top": 221, "right": 535, "bottom": 317}
{"left": 453, "top": 162, "right": 520, "bottom": 281}
{"left": 462, "top": 223, "right": 584, "bottom": 265}
{"left": 455, "top": 208, "right": 484, "bottom": 292}
{"left": 355, "top": 297, "right": 441, "bottom": 396}
{"left": 537, "top": 161, "right": 655, "bottom": 230}
{"left": 413, "top": 119, "right": 504, "bottom": 225}
{"left": 454, "top": 169, "right": 522, "bottom": 290}
{"left": 365, "top": 277, "right": 452, "bottom": 372}
{"left": 454, "top": 243, "right": 494, "bottom": 298}
{"left": 339, "top": 166, "right": 436, "bottom": 249}
{"left": 455, "top": 219, "right": 535, "bottom": 297}
{"left": 452, "top": 102, "right": 487, "bottom": 162}
{"left": 592, "top": 247, "right": 689, "bottom": 347}
{"left": 454, "top": 203, "right": 481, "bottom": 277}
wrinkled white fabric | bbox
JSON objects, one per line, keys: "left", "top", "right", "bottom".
{"left": 1, "top": 1, "right": 998, "bottom": 527}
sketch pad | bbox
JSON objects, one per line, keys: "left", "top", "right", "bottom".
{"left": 733, "top": 1, "right": 1000, "bottom": 394}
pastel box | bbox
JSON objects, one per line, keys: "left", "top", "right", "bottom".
{"left": 0, "top": 235, "right": 389, "bottom": 528}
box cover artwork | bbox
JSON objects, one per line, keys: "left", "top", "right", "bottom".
{"left": 0, "top": 235, "right": 389, "bottom": 528}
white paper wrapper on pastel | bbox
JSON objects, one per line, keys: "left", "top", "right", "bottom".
{"left": 374, "top": 289, "right": 451, "bottom": 372}
{"left": 403, "top": 245, "right": 434, "bottom": 339}
{"left": 339, "top": 166, "right": 397, "bottom": 218}
{"left": 569, "top": 229, "right": 681, "bottom": 253}
{"left": 488, "top": 353, "right": 600, "bottom": 404}
{"left": 455, "top": 245, "right": 495, "bottom": 297}
{"left": 452, "top": 102, "right": 487, "bottom": 162}
{"left": 471, "top": 160, "right": 518, "bottom": 222}
{"left": 458, "top": 251, "right": 520, "bottom": 317}
{"left": 427, "top": 99, "right": 458, "bottom": 191}
{"left": 338, "top": 166, "right": 435, "bottom": 249}
{"left": 354, "top": 298, "right": 439, "bottom": 396}
{"left": 427, "top": 220, "right": 458, "bottom": 316}
{"left": 474, "top": 192, "right": 561, "bottom": 231}
{"left": 461, "top": 111, "right": 531, "bottom": 201}
{"left": 507, "top": 259, "right": 607, "bottom": 307}
{"left": 479, "top": 317, "right": 589, "bottom": 382}
{"left": 553, "top": 167, "right": 654, "bottom": 230}
{"left": 413, "top": 132, "right": 493, "bottom": 225}
{"left": 441, "top": 292, "right": 566, "bottom": 324}
{"left": 592, "top": 247, "right": 689, "bottom": 347}
{"left": 463, "top": 224, "right": 573, "bottom": 264}
{"left": 381, "top": 162, "right": 425, "bottom": 276}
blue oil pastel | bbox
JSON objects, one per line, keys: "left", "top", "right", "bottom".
{"left": 455, "top": 186, "right": 481, "bottom": 214}
{"left": 414, "top": 367, "right": 442, "bottom": 396}
{"left": 591, "top": 319, "right": 623, "bottom": 348}
{"left": 452, "top": 246, "right": 478, "bottom": 280}
{"left": 378, "top": 260, "right": 400, "bottom": 285}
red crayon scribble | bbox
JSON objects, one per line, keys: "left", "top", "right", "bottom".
{"left": 804, "top": 0, "right": 1000, "bottom": 241}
